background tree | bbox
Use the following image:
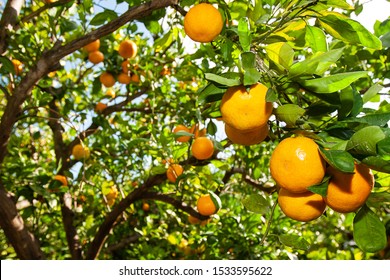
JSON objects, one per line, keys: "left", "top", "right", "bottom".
{"left": 0, "top": 0, "right": 389, "bottom": 260}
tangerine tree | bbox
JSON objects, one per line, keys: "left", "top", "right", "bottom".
{"left": 0, "top": 0, "right": 389, "bottom": 260}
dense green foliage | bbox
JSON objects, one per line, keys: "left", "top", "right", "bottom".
{"left": 0, "top": 0, "right": 389, "bottom": 260}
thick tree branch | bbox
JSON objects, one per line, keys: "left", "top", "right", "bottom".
{"left": 47, "top": 97, "right": 82, "bottom": 259}
{"left": 0, "top": 0, "right": 24, "bottom": 55}
{"left": 0, "top": 0, "right": 178, "bottom": 261}
{"left": 140, "top": 191, "right": 209, "bottom": 220}
{"left": 0, "top": 179, "right": 44, "bottom": 259}
{"left": 85, "top": 173, "right": 166, "bottom": 259}
{"left": 105, "top": 233, "right": 141, "bottom": 254}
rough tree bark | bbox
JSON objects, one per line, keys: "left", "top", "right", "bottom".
{"left": 0, "top": 0, "right": 178, "bottom": 259}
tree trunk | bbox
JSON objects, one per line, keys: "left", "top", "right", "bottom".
{"left": 0, "top": 181, "right": 44, "bottom": 259}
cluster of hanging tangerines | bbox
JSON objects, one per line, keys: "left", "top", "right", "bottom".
{"left": 178, "top": 2, "right": 376, "bottom": 224}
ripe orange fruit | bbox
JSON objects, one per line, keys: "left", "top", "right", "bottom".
{"left": 53, "top": 175, "right": 68, "bottom": 186}
{"left": 105, "top": 88, "right": 116, "bottom": 98}
{"left": 72, "top": 144, "right": 90, "bottom": 160}
{"left": 88, "top": 50, "right": 104, "bottom": 64}
{"left": 95, "top": 102, "right": 107, "bottom": 113}
{"left": 160, "top": 66, "right": 171, "bottom": 76}
{"left": 142, "top": 202, "right": 150, "bottom": 211}
{"left": 225, "top": 123, "right": 268, "bottom": 146}
{"left": 173, "top": 124, "right": 192, "bottom": 143}
{"left": 220, "top": 83, "right": 273, "bottom": 131}
{"left": 83, "top": 39, "right": 100, "bottom": 52}
{"left": 197, "top": 193, "right": 221, "bottom": 216}
{"left": 325, "top": 164, "right": 374, "bottom": 213}
{"left": 270, "top": 136, "right": 326, "bottom": 193}
{"left": 12, "top": 59, "right": 23, "bottom": 75}
{"left": 278, "top": 188, "right": 326, "bottom": 222}
{"left": 117, "top": 72, "right": 132, "bottom": 84}
{"left": 166, "top": 164, "right": 184, "bottom": 183}
{"left": 191, "top": 137, "right": 214, "bottom": 160}
{"left": 99, "top": 72, "right": 115, "bottom": 87}
{"left": 188, "top": 215, "right": 209, "bottom": 226}
{"left": 130, "top": 73, "right": 140, "bottom": 83}
{"left": 121, "top": 59, "right": 130, "bottom": 73}
{"left": 190, "top": 124, "right": 207, "bottom": 139}
{"left": 184, "top": 3, "right": 223, "bottom": 43}
{"left": 105, "top": 186, "right": 118, "bottom": 206}
{"left": 118, "top": 39, "right": 138, "bottom": 59}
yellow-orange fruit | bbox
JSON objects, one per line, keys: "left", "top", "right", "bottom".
{"left": 325, "top": 164, "right": 374, "bottom": 213}
{"left": 225, "top": 123, "right": 268, "bottom": 146}
{"left": 278, "top": 188, "right": 326, "bottom": 222}
{"left": 184, "top": 3, "right": 223, "bottom": 43}
{"left": 270, "top": 136, "right": 326, "bottom": 193}
{"left": 220, "top": 83, "right": 273, "bottom": 131}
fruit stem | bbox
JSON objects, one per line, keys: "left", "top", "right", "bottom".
{"left": 259, "top": 197, "right": 278, "bottom": 247}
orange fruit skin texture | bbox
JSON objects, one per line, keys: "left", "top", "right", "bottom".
{"left": 95, "top": 102, "right": 107, "bottom": 113}
{"left": 88, "top": 51, "right": 104, "bottom": 64}
{"left": 191, "top": 137, "right": 214, "bottom": 160}
{"left": 184, "top": 3, "right": 223, "bottom": 43}
{"left": 83, "top": 39, "right": 100, "bottom": 52}
{"left": 100, "top": 72, "right": 116, "bottom": 87}
{"left": 278, "top": 188, "right": 326, "bottom": 222}
{"left": 270, "top": 136, "right": 326, "bottom": 193}
{"left": 220, "top": 83, "right": 273, "bottom": 131}
{"left": 72, "top": 144, "right": 90, "bottom": 160}
{"left": 325, "top": 164, "right": 374, "bottom": 213}
{"left": 197, "top": 194, "right": 217, "bottom": 216}
{"left": 117, "top": 72, "right": 131, "bottom": 84}
{"left": 12, "top": 59, "right": 23, "bottom": 75}
{"left": 118, "top": 39, "right": 138, "bottom": 59}
{"left": 225, "top": 123, "right": 268, "bottom": 146}
{"left": 166, "top": 164, "right": 184, "bottom": 183}
{"left": 53, "top": 175, "right": 68, "bottom": 186}
{"left": 173, "top": 124, "right": 191, "bottom": 143}
{"left": 142, "top": 202, "right": 150, "bottom": 211}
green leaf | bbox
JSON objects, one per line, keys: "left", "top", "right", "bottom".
{"left": 319, "top": 148, "right": 355, "bottom": 173}
{"left": 289, "top": 48, "right": 344, "bottom": 78}
{"left": 274, "top": 104, "right": 305, "bottom": 127}
{"left": 362, "top": 84, "right": 383, "bottom": 103}
{"left": 242, "top": 193, "right": 270, "bottom": 214}
{"left": 265, "top": 42, "right": 294, "bottom": 69}
{"left": 266, "top": 88, "right": 278, "bottom": 102}
{"left": 377, "top": 137, "right": 390, "bottom": 156}
{"left": 90, "top": 10, "right": 118, "bottom": 26}
{"left": 243, "top": 68, "right": 261, "bottom": 86}
{"left": 305, "top": 26, "right": 327, "bottom": 53}
{"left": 238, "top": 17, "right": 251, "bottom": 51}
{"left": 241, "top": 51, "right": 256, "bottom": 69}
{"left": 197, "top": 83, "right": 226, "bottom": 103}
{"left": 319, "top": 14, "right": 382, "bottom": 49}
{"left": 279, "top": 234, "right": 311, "bottom": 251}
{"left": 353, "top": 205, "right": 387, "bottom": 253}
{"left": 362, "top": 155, "right": 390, "bottom": 173}
{"left": 204, "top": 73, "right": 241, "bottom": 87}
{"left": 300, "top": 71, "right": 368, "bottom": 93}
{"left": 346, "top": 126, "right": 386, "bottom": 156}
{"left": 307, "top": 176, "right": 330, "bottom": 197}
{"left": 150, "top": 165, "right": 167, "bottom": 176}
{"left": 338, "top": 86, "right": 362, "bottom": 119}
{"left": 0, "top": 56, "right": 15, "bottom": 74}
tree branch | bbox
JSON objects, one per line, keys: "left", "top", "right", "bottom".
{"left": 85, "top": 173, "right": 166, "bottom": 259}
{"left": 47, "top": 97, "right": 82, "bottom": 259}
{"left": 0, "top": 0, "right": 24, "bottom": 55}
{"left": 140, "top": 191, "right": 209, "bottom": 220}
{"left": 18, "top": 0, "right": 73, "bottom": 25}
{"left": 0, "top": 179, "right": 44, "bottom": 259}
